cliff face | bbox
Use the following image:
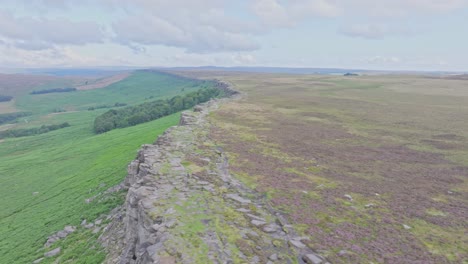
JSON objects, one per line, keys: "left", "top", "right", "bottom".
{"left": 101, "top": 89, "right": 327, "bottom": 263}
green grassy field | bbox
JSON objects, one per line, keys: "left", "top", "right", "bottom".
{"left": 15, "top": 71, "right": 206, "bottom": 114}
{"left": 0, "top": 71, "right": 205, "bottom": 263}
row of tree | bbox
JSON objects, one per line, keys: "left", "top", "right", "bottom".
{"left": 94, "top": 88, "right": 221, "bottom": 133}
{"left": 0, "top": 122, "right": 70, "bottom": 139}
{"left": 0, "top": 95, "right": 13, "bottom": 102}
{"left": 88, "top": 102, "right": 127, "bottom": 111}
{"left": 30, "top": 87, "right": 76, "bottom": 95}
{"left": 0, "top": 112, "right": 32, "bottom": 125}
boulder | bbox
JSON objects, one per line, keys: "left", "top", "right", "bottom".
{"left": 302, "top": 254, "right": 323, "bottom": 264}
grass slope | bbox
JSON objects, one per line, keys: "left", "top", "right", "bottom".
{"left": 0, "top": 70, "right": 208, "bottom": 263}
{"left": 0, "top": 111, "right": 180, "bottom": 263}
{"left": 15, "top": 71, "right": 205, "bottom": 114}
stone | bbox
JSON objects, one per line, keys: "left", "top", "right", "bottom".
{"left": 263, "top": 224, "right": 279, "bottom": 233}
{"left": 226, "top": 193, "right": 251, "bottom": 204}
{"left": 338, "top": 250, "right": 349, "bottom": 257}
{"left": 246, "top": 214, "right": 265, "bottom": 222}
{"left": 32, "top": 192, "right": 39, "bottom": 195}
{"left": 344, "top": 194, "right": 353, "bottom": 201}
{"left": 84, "top": 223, "right": 94, "bottom": 229}
{"left": 95, "top": 219, "right": 102, "bottom": 225}
{"left": 151, "top": 224, "right": 162, "bottom": 232}
{"left": 269, "top": 253, "right": 278, "bottom": 261}
{"left": 165, "top": 219, "right": 177, "bottom": 229}
{"left": 56, "top": 230, "right": 68, "bottom": 238}
{"left": 64, "top": 225, "right": 76, "bottom": 233}
{"left": 32, "top": 258, "right": 44, "bottom": 263}
{"left": 236, "top": 208, "right": 250, "bottom": 213}
{"left": 302, "top": 254, "right": 323, "bottom": 264}
{"left": 44, "top": 247, "right": 61, "bottom": 257}
{"left": 92, "top": 227, "right": 101, "bottom": 234}
{"left": 251, "top": 220, "right": 267, "bottom": 227}
{"left": 403, "top": 224, "right": 411, "bottom": 230}
{"left": 165, "top": 207, "right": 176, "bottom": 214}
{"left": 365, "top": 203, "right": 375, "bottom": 208}
{"left": 81, "top": 219, "right": 87, "bottom": 226}
{"left": 289, "top": 239, "right": 306, "bottom": 249}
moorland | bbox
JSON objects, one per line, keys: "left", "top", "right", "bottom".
{"left": 202, "top": 72, "right": 468, "bottom": 263}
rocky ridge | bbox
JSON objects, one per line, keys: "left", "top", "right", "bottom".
{"left": 100, "top": 85, "right": 328, "bottom": 263}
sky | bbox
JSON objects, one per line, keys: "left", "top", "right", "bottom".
{"left": 0, "top": 0, "right": 467, "bottom": 71}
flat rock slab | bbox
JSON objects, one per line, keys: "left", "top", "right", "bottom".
{"left": 226, "top": 193, "right": 251, "bottom": 204}
{"left": 302, "top": 254, "right": 323, "bottom": 264}
{"left": 44, "top": 247, "right": 61, "bottom": 257}
{"left": 251, "top": 220, "right": 267, "bottom": 227}
{"left": 289, "top": 239, "right": 306, "bottom": 249}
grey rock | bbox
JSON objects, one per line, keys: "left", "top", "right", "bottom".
{"left": 64, "top": 225, "right": 76, "bottom": 233}
{"left": 403, "top": 224, "right": 411, "bottom": 230}
{"left": 302, "top": 254, "right": 323, "bottom": 264}
{"left": 92, "top": 227, "right": 101, "bottom": 234}
{"left": 80, "top": 219, "right": 87, "bottom": 226}
{"left": 151, "top": 224, "right": 161, "bottom": 232}
{"left": 246, "top": 213, "right": 265, "bottom": 222}
{"left": 56, "top": 230, "right": 68, "bottom": 238}
{"left": 269, "top": 253, "right": 278, "bottom": 261}
{"left": 251, "top": 220, "right": 267, "bottom": 227}
{"left": 32, "top": 257, "right": 44, "bottom": 263}
{"left": 263, "top": 224, "right": 278, "bottom": 233}
{"left": 32, "top": 192, "right": 39, "bottom": 195}
{"left": 226, "top": 193, "right": 251, "bottom": 204}
{"left": 165, "top": 219, "right": 177, "bottom": 229}
{"left": 44, "top": 247, "right": 61, "bottom": 257}
{"left": 84, "top": 223, "right": 94, "bottom": 229}
{"left": 289, "top": 239, "right": 306, "bottom": 249}
{"left": 338, "top": 250, "right": 349, "bottom": 257}
{"left": 344, "top": 194, "right": 353, "bottom": 201}
{"left": 95, "top": 219, "right": 102, "bottom": 225}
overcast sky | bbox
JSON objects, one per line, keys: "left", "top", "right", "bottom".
{"left": 0, "top": 0, "right": 467, "bottom": 71}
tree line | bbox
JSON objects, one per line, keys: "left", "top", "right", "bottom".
{"left": 0, "top": 112, "right": 32, "bottom": 125}
{"left": 88, "top": 102, "right": 127, "bottom": 111}
{"left": 30, "top": 87, "right": 77, "bottom": 95}
{"left": 0, "top": 95, "right": 13, "bottom": 102}
{"left": 0, "top": 122, "right": 70, "bottom": 139}
{"left": 94, "top": 88, "right": 221, "bottom": 133}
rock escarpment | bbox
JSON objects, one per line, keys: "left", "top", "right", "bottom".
{"left": 101, "top": 93, "right": 327, "bottom": 263}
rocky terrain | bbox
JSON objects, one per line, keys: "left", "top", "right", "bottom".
{"left": 99, "top": 88, "right": 328, "bottom": 263}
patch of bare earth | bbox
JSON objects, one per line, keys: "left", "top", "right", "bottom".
{"left": 208, "top": 74, "right": 468, "bottom": 263}
{"left": 76, "top": 72, "right": 130, "bottom": 90}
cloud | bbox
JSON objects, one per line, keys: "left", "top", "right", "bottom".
{"left": 252, "top": 0, "right": 340, "bottom": 27}
{"left": 341, "top": 0, "right": 468, "bottom": 17}
{"left": 109, "top": 1, "right": 261, "bottom": 53}
{"left": 365, "top": 56, "right": 402, "bottom": 64}
{"left": 0, "top": 10, "right": 104, "bottom": 50}
{"left": 339, "top": 24, "right": 414, "bottom": 39}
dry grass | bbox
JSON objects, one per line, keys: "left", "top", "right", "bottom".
{"left": 207, "top": 73, "right": 468, "bottom": 263}
{"left": 76, "top": 72, "right": 130, "bottom": 90}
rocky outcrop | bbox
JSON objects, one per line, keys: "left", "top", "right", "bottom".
{"left": 101, "top": 85, "right": 328, "bottom": 263}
